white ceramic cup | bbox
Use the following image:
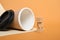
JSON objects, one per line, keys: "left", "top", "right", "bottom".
{"left": 11, "top": 7, "right": 35, "bottom": 31}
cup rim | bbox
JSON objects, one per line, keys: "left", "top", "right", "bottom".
{"left": 18, "top": 7, "right": 35, "bottom": 30}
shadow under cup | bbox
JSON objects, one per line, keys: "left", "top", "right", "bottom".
{"left": 11, "top": 7, "right": 35, "bottom": 31}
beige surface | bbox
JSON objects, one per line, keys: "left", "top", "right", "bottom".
{"left": 0, "top": 28, "right": 37, "bottom": 36}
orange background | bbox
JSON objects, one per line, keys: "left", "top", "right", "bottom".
{"left": 0, "top": 0, "right": 60, "bottom": 40}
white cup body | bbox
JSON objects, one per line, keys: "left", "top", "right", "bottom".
{"left": 11, "top": 7, "right": 35, "bottom": 31}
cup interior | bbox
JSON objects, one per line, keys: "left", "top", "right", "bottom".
{"left": 18, "top": 8, "right": 35, "bottom": 30}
